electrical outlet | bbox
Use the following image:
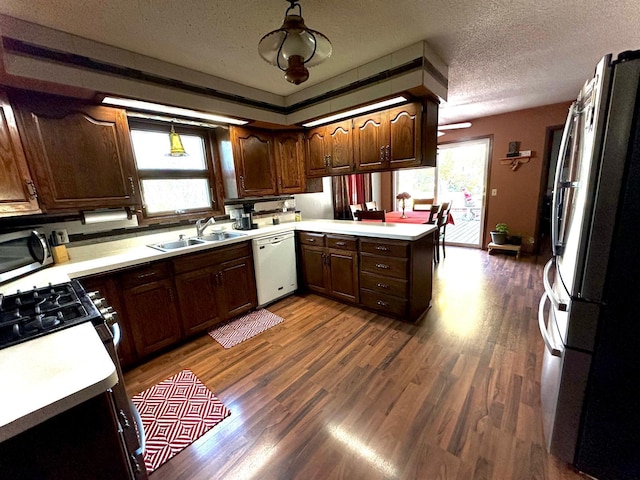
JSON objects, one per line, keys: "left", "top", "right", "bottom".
{"left": 54, "top": 229, "right": 70, "bottom": 244}
{"left": 491, "top": 189, "right": 498, "bottom": 196}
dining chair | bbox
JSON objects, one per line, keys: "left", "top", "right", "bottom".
{"left": 365, "top": 201, "right": 378, "bottom": 211}
{"left": 354, "top": 210, "right": 386, "bottom": 222}
{"left": 413, "top": 198, "right": 435, "bottom": 211}
{"left": 434, "top": 201, "right": 451, "bottom": 263}
{"left": 349, "top": 204, "right": 363, "bottom": 220}
{"left": 427, "top": 204, "right": 441, "bottom": 224}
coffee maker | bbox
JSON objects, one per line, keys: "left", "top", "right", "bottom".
{"left": 235, "top": 204, "right": 257, "bottom": 230}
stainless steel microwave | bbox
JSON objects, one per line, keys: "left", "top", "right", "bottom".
{"left": 0, "top": 229, "right": 53, "bottom": 285}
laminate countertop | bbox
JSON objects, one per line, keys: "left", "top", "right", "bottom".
{"left": 0, "top": 219, "right": 436, "bottom": 442}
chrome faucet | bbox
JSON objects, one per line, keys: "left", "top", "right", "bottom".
{"left": 195, "top": 217, "right": 215, "bottom": 238}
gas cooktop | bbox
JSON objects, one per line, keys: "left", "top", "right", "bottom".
{"left": 0, "top": 280, "right": 101, "bottom": 350}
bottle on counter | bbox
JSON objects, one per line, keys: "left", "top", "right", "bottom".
{"left": 295, "top": 211, "right": 301, "bottom": 222}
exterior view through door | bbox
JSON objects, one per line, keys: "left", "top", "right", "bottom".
{"left": 394, "top": 137, "right": 490, "bottom": 248}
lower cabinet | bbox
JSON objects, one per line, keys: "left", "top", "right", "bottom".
{"left": 78, "top": 241, "right": 257, "bottom": 367}
{"left": 298, "top": 231, "right": 433, "bottom": 321}
{"left": 299, "top": 232, "right": 359, "bottom": 304}
{"left": 121, "top": 263, "right": 182, "bottom": 359}
{"left": 173, "top": 242, "right": 256, "bottom": 335}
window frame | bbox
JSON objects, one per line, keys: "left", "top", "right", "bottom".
{"left": 128, "top": 119, "right": 225, "bottom": 224}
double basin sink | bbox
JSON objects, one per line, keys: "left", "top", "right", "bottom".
{"left": 149, "top": 231, "right": 247, "bottom": 252}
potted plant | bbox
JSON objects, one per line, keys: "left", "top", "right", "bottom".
{"left": 490, "top": 223, "right": 509, "bottom": 245}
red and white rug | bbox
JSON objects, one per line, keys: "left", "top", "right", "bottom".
{"left": 131, "top": 369, "right": 231, "bottom": 473}
{"left": 208, "top": 309, "right": 284, "bottom": 349}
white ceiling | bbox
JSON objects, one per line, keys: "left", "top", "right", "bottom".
{"left": 0, "top": 0, "right": 639, "bottom": 124}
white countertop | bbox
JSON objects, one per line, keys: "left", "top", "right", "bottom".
{"left": 0, "top": 219, "right": 435, "bottom": 442}
{"left": 0, "top": 322, "right": 118, "bottom": 442}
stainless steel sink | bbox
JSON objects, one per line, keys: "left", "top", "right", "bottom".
{"left": 198, "top": 231, "right": 246, "bottom": 242}
{"left": 148, "top": 238, "right": 206, "bottom": 252}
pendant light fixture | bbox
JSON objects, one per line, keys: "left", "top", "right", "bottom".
{"left": 258, "top": 0, "right": 332, "bottom": 85}
{"left": 168, "top": 124, "right": 187, "bottom": 156}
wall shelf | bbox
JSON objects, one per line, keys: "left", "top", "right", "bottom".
{"left": 499, "top": 155, "right": 532, "bottom": 171}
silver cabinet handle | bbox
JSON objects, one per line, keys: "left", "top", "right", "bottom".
{"left": 386, "top": 144, "right": 390, "bottom": 161}
{"left": 239, "top": 175, "right": 246, "bottom": 190}
{"left": 128, "top": 176, "right": 136, "bottom": 195}
{"left": 543, "top": 258, "right": 568, "bottom": 311}
{"left": 375, "top": 263, "right": 390, "bottom": 269}
{"left": 335, "top": 241, "right": 346, "bottom": 246}
{"left": 538, "top": 292, "right": 563, "bottom": 357}
{"left": 118, "top": 409, "right": 130, "bottom": 428}
{"left": 376, "top": 283, "right": 389, "bottom": 289}
{"left": 375, "top": 245, "right": 390, "bottom": 251}
{"left": 377, "top": 300, "right": 389, "bottom": 307}
{"left": 307, "top": 238, "right": 316, "bottom": 243}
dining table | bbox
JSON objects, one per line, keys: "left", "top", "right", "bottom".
{"left": 384, "top": 210, "right": 455, "bottom": 225}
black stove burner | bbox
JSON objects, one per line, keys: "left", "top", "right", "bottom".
{"left": 0, "top": 280, "right": 101, "bottom": 350}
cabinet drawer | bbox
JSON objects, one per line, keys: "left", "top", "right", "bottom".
{"left": 121, "top": 262, "right": 169, "bottom": 288}
{"left": 360, "top": 289, "right": 407, "bottom": 317}
{"left": 326, "top": 234, "right": 357, "bottom": 251}
{"left": 299, "top": 231, "right": 325, "bottom": 246}
{"left": 360, "top": 238, "right": 409, "bottom": 258}
{"left": 360, "top": 271, "right": 408, "bottom": 298}
{"left": 360, "top": 253, "right": 408, "bottom": 279}
{"left": 173, "top": 242, "right": 250, "bottom": 274}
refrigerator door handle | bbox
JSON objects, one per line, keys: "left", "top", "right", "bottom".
{"left": 543, "top": 258, "right": 568, "bottom": 311}
{"left": 538, "top": 292, "right": 563, "bottom": 357}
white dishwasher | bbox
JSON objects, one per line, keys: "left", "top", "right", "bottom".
{"left": 252, "top": 230, "right": 298, "bottom": 307}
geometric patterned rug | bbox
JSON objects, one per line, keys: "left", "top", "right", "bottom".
{"left": 208, "top": 308, "right": 284, "bottom": 349}
{"left": 131, "top": 369, "right": 231, "bottom": 473}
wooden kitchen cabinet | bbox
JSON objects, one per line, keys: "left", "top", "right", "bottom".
{"left": 274, "top": 130, "right": 322, "bottom": 194}
{"left": 11, "top": 91, "right": 140, "bottom": 213}
{"left": 305, "top": 120, "right": 353, "bottom": 177}
{"left": 353, "top": 102, "right": 422, "bottom": 171}
{"left": 298, "top": 232, "right": 359, "bottom": 303}
{"left": 0, "top": 91, "right": 41, "bottom": 217}
{"left": 230, "top": 126, "right": 278, "bottom": 196}
{"left": 120, "top": 262, "right": 182, "bottom": 358}
{"left": 173, "top": 242, "right": 257, "bottom": 335}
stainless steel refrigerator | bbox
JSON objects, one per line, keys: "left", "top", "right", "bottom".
{"left": 540, "top": 49, "right": 640, "bottom": 480}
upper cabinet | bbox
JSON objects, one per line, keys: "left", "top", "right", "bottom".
{"left": 230, "top": 126, "right": 278, "bottom": 197}
{"left": 229, "top": 126, "right": 321, "bottom": 198}
{"left": 307, "top": 99, "right": 438, "bottom": 178}
{"left": 0, "top": 91, "right": 41, "bottom": 217}
{"left": 354, "top": 103, "right": 422, "bottom": 171}
{"left": 12, "top": 92, "right": 140, "bottom": 213}
{"left": 305, "top": 120, "right": 353, "bottom": 177}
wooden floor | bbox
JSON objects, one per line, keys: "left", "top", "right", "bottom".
{"left": 124, "top": 247, "right": 590, "bottom": 480}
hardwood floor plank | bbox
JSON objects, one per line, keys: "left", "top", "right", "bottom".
{"left": 124, "top": 247, "right": 591, "bottom": 480}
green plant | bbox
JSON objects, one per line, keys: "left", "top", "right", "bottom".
{"left": 495, "top": 223, "right": 509, "bottom": 234}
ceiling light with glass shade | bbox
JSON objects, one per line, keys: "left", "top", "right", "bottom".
{"left": 258, "top": 0, "right": 332, "bottom": 85}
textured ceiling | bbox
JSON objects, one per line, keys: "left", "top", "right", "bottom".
{"left": 0, "top": 0, "right": 639, "bottom": 124}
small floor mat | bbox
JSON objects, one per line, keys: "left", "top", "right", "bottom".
{"left": 208, "top": 309, "right": 284, "bottom": 349}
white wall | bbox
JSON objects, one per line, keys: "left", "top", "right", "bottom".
{"left": 293, "top": 177, "right": 334, "bottom": 220}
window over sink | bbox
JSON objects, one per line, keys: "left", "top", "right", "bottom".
{"left": 128, "top": 120, "right": 222, "bottom": 222}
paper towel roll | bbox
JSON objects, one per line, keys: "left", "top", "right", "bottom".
{"left": 82, "top": 209, "right": 129, "bottom": 224}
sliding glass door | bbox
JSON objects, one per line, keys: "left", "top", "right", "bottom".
{"left": 393, "top": 137, "right": 490, "bottom": 248}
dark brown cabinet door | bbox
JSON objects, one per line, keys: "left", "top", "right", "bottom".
{"left": 79, "top": 274, "right": 138, "bottom": 368}
{"left": 327, "top": 249, "right": 359, "bottom": 303}
{"left": 174, "top": 267, "right": 223, "bottom": 335}
{"left": 123, "top": 278, "right": 182, "bottom": 358}
{"left": 12, "top": 94, "right": 140, "bottom": 213}
{"left": 231, "top": 126, "right": 277, "bottom": 196}
{"left": 300, "top": 245, "right": 328, "bottom": 294}
{"left": 219, "top": 256, "right": 257, "bottom": 319}
{"left": 274, "top": 131, "right": 305, "bottom": 194}
{"left": 0, "top": 91, "right": 41, "bottom": 216}
{"left": 353, "top": 111, "right": 387, "bottom": 171}
{"left": 305, "top": 127, "right": 328, "bottom": 177}
{"left": 326, "top": 120, "right": 353, "bottom": 174}
{"left": 388, "top": 103, "right": 422, "bottom": 168}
